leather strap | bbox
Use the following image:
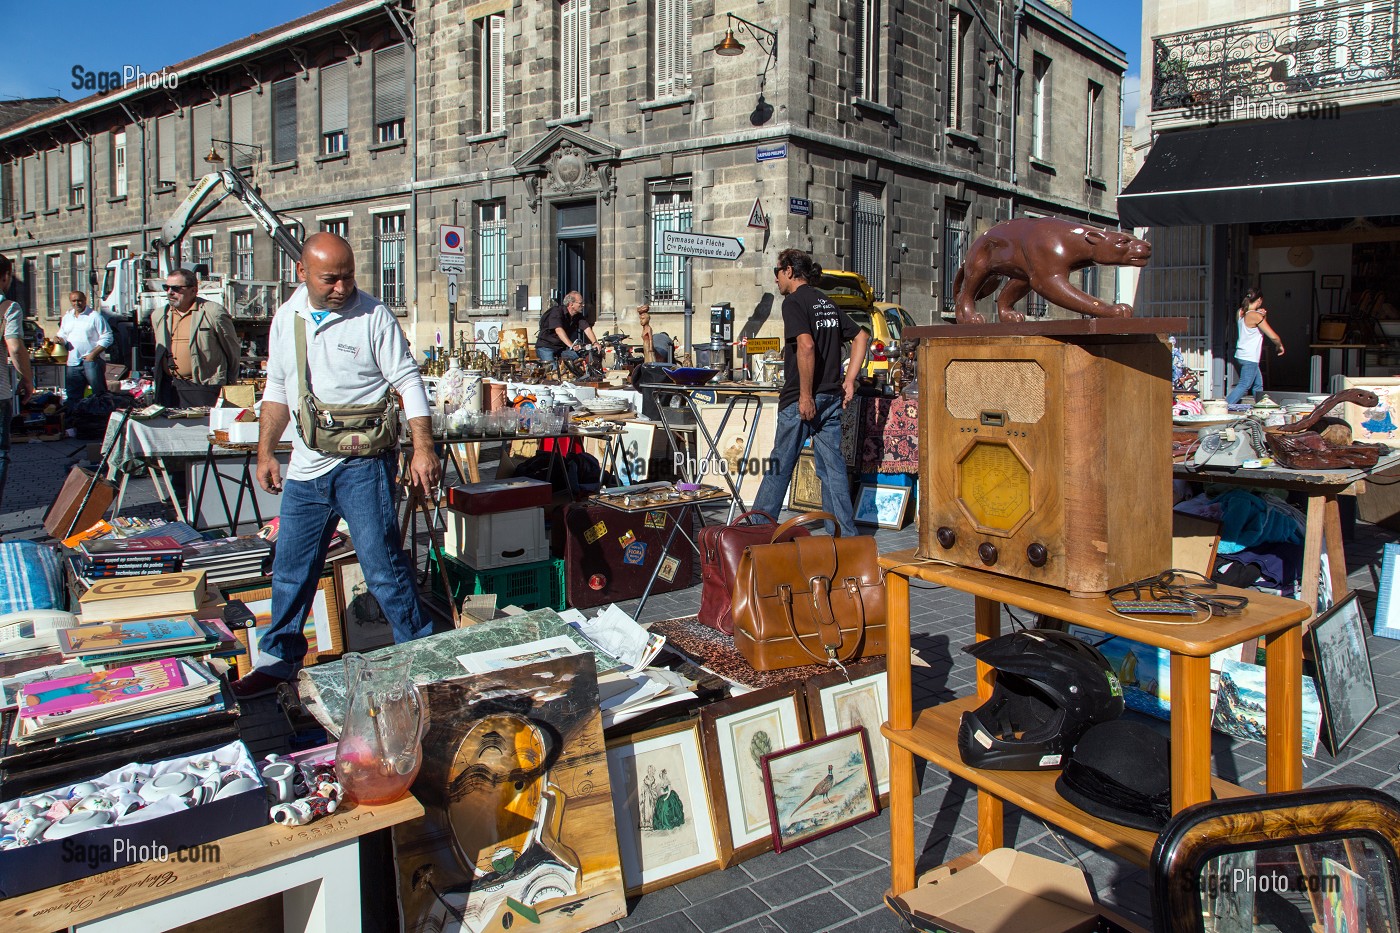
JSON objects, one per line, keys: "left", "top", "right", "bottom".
{"left": 770, "top": 511, "right": 839, "bottom": 543}
{"left": 777, "top": 574, "right": 867, "bottom": 667}
{"left": 731, "top": 509, "right": 776, "bottom": 526}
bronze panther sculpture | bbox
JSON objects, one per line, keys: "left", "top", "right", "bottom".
{"left": 952, "top": 218, "right": 1152, "bottom": 323}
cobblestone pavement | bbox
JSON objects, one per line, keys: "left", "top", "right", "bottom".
{"left": 3, "top": 435, "right": 1399, "bottom": 932}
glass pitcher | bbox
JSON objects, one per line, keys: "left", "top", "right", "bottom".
{"left": 335, "top": 652, "right": 426, "bottom": 806}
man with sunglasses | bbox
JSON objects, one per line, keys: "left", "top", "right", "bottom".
{"left": 751, "top": 249, "right": 869, "bottom": 536}
{"left": 150, "top": 269, "right": 241, "bottom": 407}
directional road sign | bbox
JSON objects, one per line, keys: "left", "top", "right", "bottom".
{"left": 661, "top": 230, "right": 745, "bottom": 261}
{"left": 447, "top": 274, "right": 459, "bottom": 305}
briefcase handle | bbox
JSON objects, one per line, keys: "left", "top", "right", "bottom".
{"left": 769, "top": 511, "right": 839, "bottom": 543}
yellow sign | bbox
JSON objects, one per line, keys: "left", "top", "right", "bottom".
{"left": 583, "top": 521, "right": 608, "bottom": 544}
{"left": 745, "top": 337, "right": 781, "bottom": 355}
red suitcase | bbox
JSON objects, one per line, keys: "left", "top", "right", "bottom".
{"left": 447, "top": 477, "right": 553, "bottom": 515}
{"left": 561, "top": 503, "right": 695, "bottom": 610}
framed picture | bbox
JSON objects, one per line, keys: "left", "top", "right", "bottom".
{"left": 698, "top": 683, "right": 809, "bottom": 865}
{"left": 803, "top": 659, "right": 890, "bottom": 796}
{"left": 605, "top": 720, "right": 723, "bottom": 896}
{"left": 1321, "top": 274, "right": 1345, "bottom": 290}
{"left": 1340, "top": 376, "right": 1400, "bottom": 444}
{"left": 1309, "top": 592, "right": 1379, "bottom": 754}
{"left": 854, "top": 484, "right": 911, "bottom": 529}
{"left": 618, "top": 422, "right": 657, "bottom": 486}
{"left": 1371, "top": 542, "right": 1400, "bottom": 641}
{"left": 760, "top": 727, "right": 879, "bottom": 853}
{"left": 227, "top": 576, "right": 341, "bottom": 677}
{"left": 332, "top": 558, "right": 394, "bottom": 653}
{"left": 787, "top": 448, "right": 823, "bottom": 512}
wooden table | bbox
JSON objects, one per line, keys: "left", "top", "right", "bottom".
{"left": 1308, "top": 342, "right": 1369, "bottom": 393}
{"left": 878, "top": 550, "right": 1311, "bottom": 902}
{"left": 1175, "top": 451, "right": 1400, "bottom": 620}
{"left": 0, "top": 794, "right": 424, "bottom": 933}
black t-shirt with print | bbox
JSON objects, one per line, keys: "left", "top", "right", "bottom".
{"left": 779, "top": 283, "right": 862, "bottom": 409}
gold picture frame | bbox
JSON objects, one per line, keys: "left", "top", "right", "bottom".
{"left": 787, "top": 449, "right": 824, "bottom": 512}
{"left": 226, "top": 576, "right": 342, "bottom": 677}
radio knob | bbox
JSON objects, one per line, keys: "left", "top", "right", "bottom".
{"left": 1027, "top": 543, "right": 1048, "bottom": 567}
{"left": 936, "top": 527, "right": 957, "bottom": 549}
{"left": 978, "top": 543, "right": 998, "bottom": 566}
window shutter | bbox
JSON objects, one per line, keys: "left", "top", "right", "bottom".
{"left": 489, "top": 15, "right": 506, "bottom": 130}
{"left": 158, "top": 115, "right": 176, "bottom": 184}
{"left": 322, "top": 62, "right": 349, "bottom": 133}
{"left": 273, "top": 78, "right": 298, "bottom": 163}
{"left": 25, "top": 155, "right": 38, "bottom": 211}
{"left": 856, "top": 0, "right": 868, "bottom": 98}
{"left": 192, "top": 104, "right": 213, "bottom": 170}
{"left": 577, "top": 0, "right": 591, "bottom": 113}
{"left": 231, "top": 93, "right": 254, "bottom": 167}
{"left": 69, "top": 143, "right": 85, "bottom": 188}
{"left": 656, "top": 0, "right": 674, "bottom": 98}
{"left": 678, "top": 0, "right": 692, "bottom": 89}
{"left": 562, "top": 2, "right": 578, "bottom": 116}
{"left": 46, "top": 149, "right": 62, "bottom": 207}
{"left": 112, "top": 131, "right": 127, "bottom": 197}
{"left": 375, "top": 45, "right": 407, "bottom": 127}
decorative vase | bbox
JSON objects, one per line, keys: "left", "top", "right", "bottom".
{"left": 334, "top": 652, "right": 425, "bottom": 806}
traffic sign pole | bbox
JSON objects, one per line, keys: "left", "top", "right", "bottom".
{"left": 683, "top": 256, "right": 693, "bottom": 354}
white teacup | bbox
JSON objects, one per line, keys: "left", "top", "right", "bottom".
{"left": 184, "top": 759, "right": 222, "bottom": 782}
{"left": 74, "top": 795, "right": 114, "bottom": 813}
{"left": 69, "top": 782, "right": 102, "bottom": 799}
{"left": 45, "top": 810, "right": 112, "bottom": 840}
{"left": 1203, "top": 399, "right": 1229, "bottom": 416}
{"left": 19, "top": 818, "right": 51, "bottom": 842}
{"left": 261, "top": 762, "right": 296, "bottom": 804}
{"left": 141, "top": 772, "right": 197, "bottom": 801}
{"left": 112, "top": 794, "right": 145, "bottom": 817}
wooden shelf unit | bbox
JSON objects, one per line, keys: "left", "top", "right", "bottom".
{"left": 879, "top": 549, "right": 1311, "bottom": 906}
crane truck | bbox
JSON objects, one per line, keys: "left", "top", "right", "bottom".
{"left": 98, "top": 169, "right": 303, "bottom": 372}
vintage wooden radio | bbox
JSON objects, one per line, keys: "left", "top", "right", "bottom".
{"left": 911, "top": 320, "right": 1180, "bottom": 596}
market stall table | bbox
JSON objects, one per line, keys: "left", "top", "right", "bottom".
{"left": 1309, "top": 342, "right": 1369, "bottom": 393}
{"left": 0, "top": 793, "right": 424, "bottom": 933}
{"left": 100, "top": 413, "right": 220, "bottom": 523}
{"left": 877, "top": 551, "right": 1311, "bottom": 904}
{"left": 1174, "top": 451, "right": 1400, "bottom": 621}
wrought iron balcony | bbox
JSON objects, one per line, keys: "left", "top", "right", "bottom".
{"left": 1152, "top": 0, "right": 1400, "bottom": 111}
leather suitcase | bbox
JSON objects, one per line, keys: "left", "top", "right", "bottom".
{"left": 42, "top": 466, "right": 116, "bottom": 539}
{"left": 447, "top": 477, "right": 553, "bottom": 515}
{"left": 561, "top": 503, "right": 694, "bottom": 610}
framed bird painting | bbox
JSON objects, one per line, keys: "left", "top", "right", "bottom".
{"left": 760, "top": 727, "right": 879, "bottom": 853}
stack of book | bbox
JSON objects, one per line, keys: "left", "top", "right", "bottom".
{"left": 181, "top": 535, "right": 273, "bottom": 585}
{"left": 78, "top": 535, "right": 184, "bottom": 578}
{"left": 56, "top": 616, "right": 237, "bottom": 668}
{"left": 12, "top": 658, "right": 223, "bottom": 744}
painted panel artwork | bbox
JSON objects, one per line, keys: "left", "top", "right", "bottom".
{"left": 392, "top": 654, "right": 626, "bottom": 933}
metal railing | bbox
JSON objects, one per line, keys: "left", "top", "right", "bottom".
{"left": 1152, "top": 0, "right": 1400, "bottom": 110}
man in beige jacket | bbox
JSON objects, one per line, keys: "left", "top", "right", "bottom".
{"left": 151, "top": 268, "right": 241, "bottom": 406}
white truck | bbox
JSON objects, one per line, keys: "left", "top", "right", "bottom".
{"left": 98, "top": 169, "right": 302, "bottom": 371}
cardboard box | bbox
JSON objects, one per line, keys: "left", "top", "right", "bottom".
{"left": 0, "top": 740, "right": 268, "bottom": 899}
{"left": 888, "top": 849, "right": 1103, "bottom": 933}
{"left": 42, "top": 466, "right": 116, "bottom": 539}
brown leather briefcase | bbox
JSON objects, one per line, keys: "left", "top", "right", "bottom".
{"left": 732, "top": 512, "right": 887, "bottom": 671}
{"left": 697, "top": 509, "right": 809, "bottom": 635}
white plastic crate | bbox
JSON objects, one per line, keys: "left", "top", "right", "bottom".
{"left": 445, "top": 507, "right": 549, "bottom": 570}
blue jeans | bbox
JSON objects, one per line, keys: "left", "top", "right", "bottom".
{"left": 65, "top": 361, "right": 107, "bottom": 410}
{"left": 0, "top": 396, "right": 11, "bottom": 508}
{"left": 1227, "top": 360, "right": 1263, "bottom": 404}
{"left": 536, "top": 346, "right": 578, "bottom": 364}
{"left": 752, "top": 394, "right": 857, "bottom": 537}
{"left": 255, "top": 453, "right": 430, "bottom": 678}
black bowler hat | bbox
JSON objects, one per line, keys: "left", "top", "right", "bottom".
{"left": 1055, "top": 720, "right": 1173, "bottom": 832}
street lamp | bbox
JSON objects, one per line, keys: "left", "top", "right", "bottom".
{"left": 711, "top": 14, "right": 780, "bottom": 126}
{"left": 203, "top": 139, "right": 264, "bottom": 167}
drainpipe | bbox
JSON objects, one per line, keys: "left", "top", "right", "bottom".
{"left": 66, "top": 119, "right": 96, "bottom": 295}
{"left": 385, "top": 2, "right": 419, "bottom": 345}
{"left": 1009, "top": 0, "right": 1023, "bottom": 197}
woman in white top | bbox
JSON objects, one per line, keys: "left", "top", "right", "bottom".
{"left": 1226, "top": 287, "right": 1285, "bottom": 404}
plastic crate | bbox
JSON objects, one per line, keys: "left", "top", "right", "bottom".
{"left": 430, "top": 554, "right": 566, "bottom": 612}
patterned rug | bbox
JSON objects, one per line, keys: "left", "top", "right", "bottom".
{"left": 650, "top": 615, "right": 837, "bottom": 690}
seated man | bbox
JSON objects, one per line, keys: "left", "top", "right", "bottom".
{"left": 535, "top": 291, "right": 599, "bottom": 367}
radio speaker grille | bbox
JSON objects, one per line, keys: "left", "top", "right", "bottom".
{"left": 945, "top": 361, "right": 1046, "bottom": 422}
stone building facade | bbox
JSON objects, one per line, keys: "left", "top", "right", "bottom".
{"left": 0, "top": 0, "right": 1124, "bottom": 360}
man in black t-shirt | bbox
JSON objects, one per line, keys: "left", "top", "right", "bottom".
{"left": 535, "top": 291, "right": 599, "bottom": 365}
{"left": 752, "top": 249, "right": 869, "bottom": 536}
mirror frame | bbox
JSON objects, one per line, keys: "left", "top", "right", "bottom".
{"left": 1151, "top": 786, "right": 1400, "bottom": 933}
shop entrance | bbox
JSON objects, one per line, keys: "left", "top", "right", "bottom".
{"left": 555, "top": 201, "right": 597, "bottom": 324}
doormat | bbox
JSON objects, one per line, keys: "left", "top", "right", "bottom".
{"left": 649, "top": 616, "right": 837, "bottom": 690}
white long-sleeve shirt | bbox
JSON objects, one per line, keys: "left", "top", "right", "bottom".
{"left": 263, "top": 285, "right": 430, "bottom": 481}
{"left": 56, "top": 308, "right": 113, "bottom": 366}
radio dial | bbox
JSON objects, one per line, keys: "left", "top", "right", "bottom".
{"left": 936, "top": 527, "right": 957, "bottom": 549}
{"left": 1027, "top": 543, "right": 1048, "bottom": 567}
{"left": 978, "top": 543, "right": 999, "bottom": 566}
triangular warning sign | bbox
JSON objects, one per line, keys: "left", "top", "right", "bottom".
{"left": 747, "top": 197, "right": 768, "bottom": 230}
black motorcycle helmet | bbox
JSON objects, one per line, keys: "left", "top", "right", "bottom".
{"left": 957, "top": 629, "right": 1125, "bottom": 771}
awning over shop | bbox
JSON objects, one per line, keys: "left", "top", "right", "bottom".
{"left": 1118, "top": 106, "right": 1400, "bottom": 228}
